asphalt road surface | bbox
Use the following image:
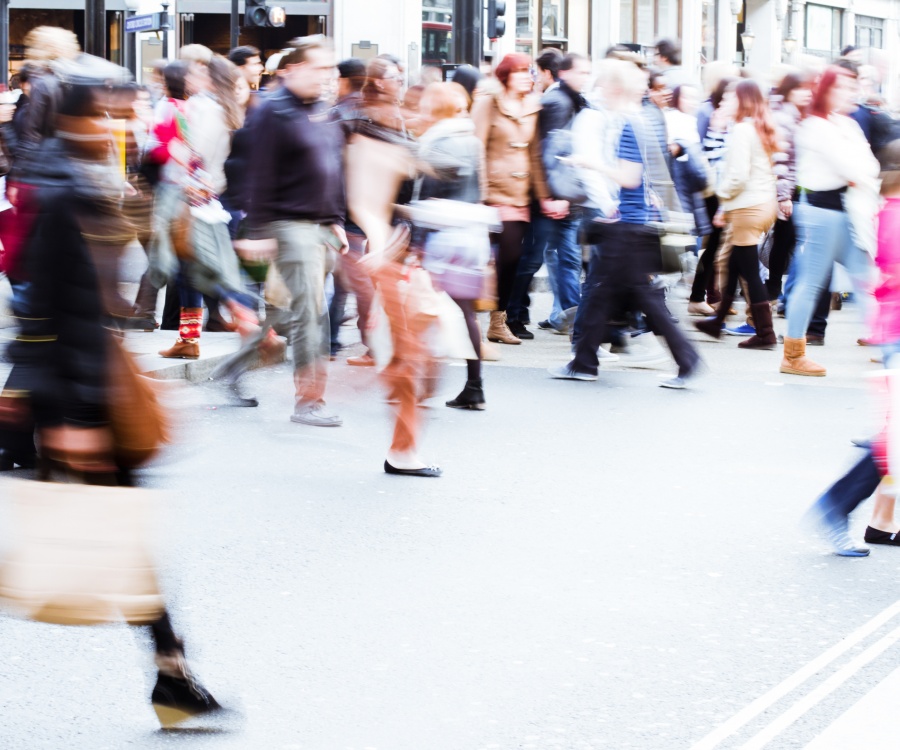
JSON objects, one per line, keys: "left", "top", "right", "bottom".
{"left": 1, "top": 289, "right": 898, "bottom": 750}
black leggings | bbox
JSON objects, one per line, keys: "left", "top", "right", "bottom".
{"left": 766, "top": 216, "right": 796, "bottom": 301}
{"left": 723, "top": 245, "right": 767, "bottom": 304}
{"left": 451, "top": 297, "right": 482, "bottom": 381}
{"left": 492, "top": 221, "right": 528, "bottom": 312}
{"left": 690, "top": 195, "right": 721, "bottom": 303}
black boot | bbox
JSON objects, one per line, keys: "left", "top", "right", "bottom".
{"left": 151, "top": 650, "right": 222, "bottom": 728}
{"left": 693, "top": 293, "right": 734, "bottom": 340}
{"left": 446, "top": 379, "right": 486, "bottom": 410}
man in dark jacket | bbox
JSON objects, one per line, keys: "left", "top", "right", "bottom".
{"left": 507, "top": 53, "right": 591, "bottom": 339}
{"left": 246, "top": 35, "right": 348, "bottom": 427}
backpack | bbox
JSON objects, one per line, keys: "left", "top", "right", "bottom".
{"left": 542, "top": 128, "right": 589, "bottom": 205}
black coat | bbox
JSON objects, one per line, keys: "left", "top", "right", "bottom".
{"left": 8, "top": 141, "right": 109, "bottom": 428}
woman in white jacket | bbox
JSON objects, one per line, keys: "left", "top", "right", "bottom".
{"left": 695, "top": 79, "right": 779, "bottom": 350}
{"left": 782, "top": 66, "right": 881, "bottom": 376}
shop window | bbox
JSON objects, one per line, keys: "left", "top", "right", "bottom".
{"left": 619, "top": 0, "right": 681, "bottom": 49}
{"left": 855, "top": 15, "right": 884, "bottom": 50}
{"left": 701, "top": 0, "right": 717, "bottom": 63}
{"left": 805, "top": 3, "right": 843, "bottom": 59}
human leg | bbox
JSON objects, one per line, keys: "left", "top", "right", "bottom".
{"left": 487, "top": 221, "right": 527, "bottom": 344}
{"left": 547, "top": 215, "right": 582, "bottom": 331}
{"left": 808, "top": 449, "right": 881, "bottom": 555}
{"left": 507, "top": 214, "right": 545, "bottom": 327}
{"left": 628, "top": 230, "right": 700, "bottom": 379}
{"left": 271, "top": 221, "right": 336, "bottom": 423}
{"left": 446, "top": 297, "right": 485, "bottom": 410}
{"left": 766, "top": 216, "right": 795, "bottom": 301}
{"left": 149, "top": 610, "right": 221, "bottom": 727}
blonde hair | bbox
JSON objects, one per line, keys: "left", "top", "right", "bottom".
{"left": 179, "top": 44, "right": 214, "bottom": 66}
{"left": 25, "top": 26, "right": 79, "bottom": 64}
{"left": 421, "top": 82, "right": 468, "bottom": 122}
{"left": 595, "top": 58, "right": 648, "bottom": 102}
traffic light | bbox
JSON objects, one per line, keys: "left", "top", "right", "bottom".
{"left": 244, "top": 0, "right": 285, "bottom": 28}
{"left": 487, "top": 0, "right": 506, "bottom": 39}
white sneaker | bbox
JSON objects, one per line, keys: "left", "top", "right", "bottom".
{"left": 619, "top": 333, "right": 668, "bottom": 368}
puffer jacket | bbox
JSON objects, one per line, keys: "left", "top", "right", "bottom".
{"left": 671, "top": 140, "right": 712, "bottom": 236}
{"left": 471, "top": 92, "right": 549, "bottom": 207}
{"left": 8, "top": 139, "right": 110, "bottom": 428}
{"left": 416, "top": 117, "right": 485, "bottom": 203}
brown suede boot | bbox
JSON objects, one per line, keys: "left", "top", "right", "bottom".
{"left": 693, "top": 293, "right": 733, "bottom": 340}
{"left": 486, "top": 310, "right": 521, "bottom": 345}
{"left": 780, "top": 336, "right": 826, "bottom": 376}
{"left": 739, "top": 302, "right": 777, "bottom": 349}
{"left": 159, "top": 339, "right": 200, "bottom": 359}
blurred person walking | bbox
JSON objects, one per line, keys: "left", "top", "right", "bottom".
{"left": 783, "top": 66, "right": 881, "bottom": 376}
{"left": 328, "top": 57, "right": 376, "bottom": 365}
{"left": 246, "top": 36, "right": 348, "bottom": 427}
{"left": 687, "top": 76, "right": 737, "bottom": 316}
{"left": 549, "top": 61, "right": 701, "bottom": 388}
{"left": 472, "top": 53, "right": 565, "bottom": 345}
{"left": 508, "top": 53, "right": 591, "bottom": 339}
{"left": 414, "top": 82, "right": 489, "bottom": 410}
{"left": 694, "top": 79, "right": 779, "bottom": 350}
{"left": 157, "top": 56, "right": 256, "bottom": 361}
{"left": 1, "top": 54, "right": 222, "bottom": 726}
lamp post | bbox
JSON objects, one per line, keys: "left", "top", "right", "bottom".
{"left": 0, "top": 0, "right": 8, "bottom": 85}
{"left": 230, "top": 0, "right": 239, "bottom": 50}
{"left": 124, "top": 0, "right": 140, "bottom": 76}
{"left": 160, "top": 1, "right": 170, "bottom": 59}
{"left": 783, "top": 0, "right": 797, "bottom": 59}
{"left": 85, "top": 0, "right": 107, "bottom": 57}
{"left": 740, "top": 26, "right": 755, "bottom": 66}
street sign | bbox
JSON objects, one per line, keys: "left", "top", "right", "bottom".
{"left": 125, "top": 13, "right": 161, "bottom": 33}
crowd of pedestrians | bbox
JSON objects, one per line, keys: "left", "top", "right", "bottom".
{"left": 4, "top": 26, "right": 900, "bottom": 725}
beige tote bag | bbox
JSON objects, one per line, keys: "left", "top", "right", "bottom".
{"left": 0, "top": 479, "right": 164, "bottom": 626}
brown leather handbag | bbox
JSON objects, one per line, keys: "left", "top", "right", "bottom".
{"left": 107, "top": 336, "right": 170, "bottom": 468}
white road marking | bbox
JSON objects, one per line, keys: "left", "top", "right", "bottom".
{"left": 804, "top": 664, "right": 900, "bottom": 748}
{"left": 689, "top": 600, "right": 900, "bottom": 750}
{"left": 741, "top": 624, "right": 900, "bottom": 749}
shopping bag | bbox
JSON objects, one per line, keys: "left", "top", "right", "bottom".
{"left": 0, "top": 478, "right": 165, "bottom": 626}
{"left": 428, "top": 291, "right": 478, "bottom": 360}
{"left": 473, "top": 258, "right": 498, "bottom": 312}
{"left": 366, "top": 291, "right": 393, "bottom": 369}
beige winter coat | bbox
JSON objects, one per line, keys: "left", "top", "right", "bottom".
{"left": 471, "top": 92, "right": 549, "bottom": 207}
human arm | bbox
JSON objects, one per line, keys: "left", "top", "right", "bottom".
{"left": 471, "top": 95, "right": 492, "bottom": 146}
{"left": 716, "top": 122, "right": 752, "bottom": 202}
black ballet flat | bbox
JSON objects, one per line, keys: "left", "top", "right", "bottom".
{"left": 863, "top": 527, "right": 900, "bottom": 546}
{"left": 383, "top": 460, "right": 442, "bottom": 478}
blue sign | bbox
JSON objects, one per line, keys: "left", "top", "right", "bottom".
{"left": 125, "top": 13, "right": 161, "bottom": 33}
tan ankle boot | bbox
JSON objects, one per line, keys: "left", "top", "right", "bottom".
{"left": 159, "top": 339, "right": 200, "bottom": 359}
{"left": 486, "top": 311, "right": 521, "bottom": 345}
{"left": 780, "top": 336, "right": 825, "bottom": 376}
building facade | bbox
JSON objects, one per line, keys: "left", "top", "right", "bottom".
{"left": 4, "top": 0, "right": 900, "bottom": 103}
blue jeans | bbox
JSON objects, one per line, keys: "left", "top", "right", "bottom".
{"left": 788, "top": 201, "right": 873, "bottom": 339}
{"left": 783, "top": 255, "right": 832, "bottom": 338}
{"left": 536, "top": 213, "right": 582, "bottom": 329}
{"left": 811, "top": 448, "right": 882, "bottom": 529}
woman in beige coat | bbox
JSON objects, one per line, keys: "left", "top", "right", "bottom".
{"left": 471, "top": 53, "right": 566, "bottom": 344}
{"left": 695, "top": 79, "right": 779, "bottom": 350}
